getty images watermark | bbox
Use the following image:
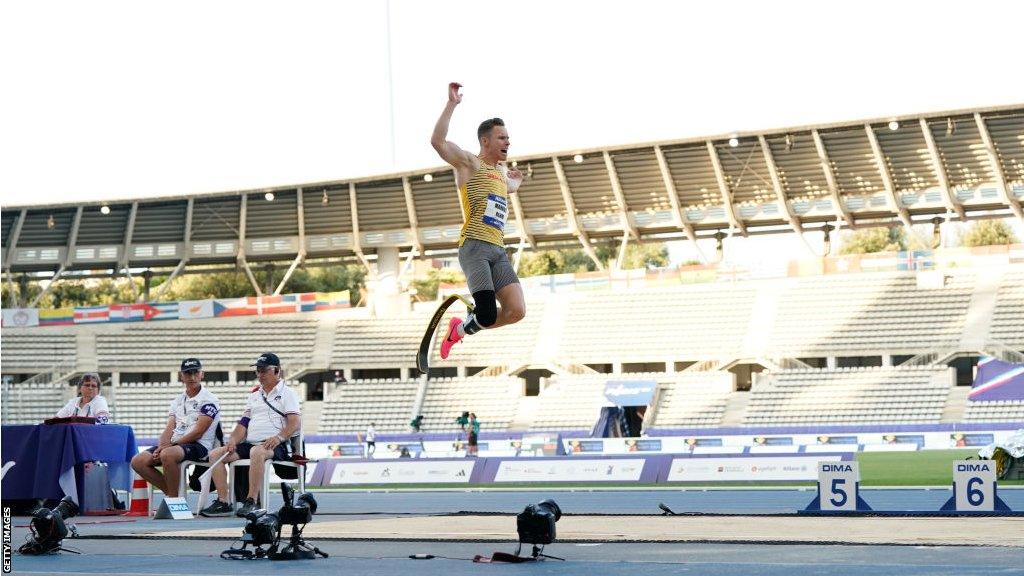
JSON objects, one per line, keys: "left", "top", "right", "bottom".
{"left": 3, "top": 506, "right": 12, "bottom": 573}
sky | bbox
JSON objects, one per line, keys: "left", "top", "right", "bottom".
{"left": 2, "top": 0, "right": 1022, "bottom": 210}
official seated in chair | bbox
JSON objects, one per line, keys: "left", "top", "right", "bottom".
{"left": 200, "top": 352, "right": 300, "bottom": 518}
{"left": 130, "top": 358, "right": 221, "bottom": 499}
{"left": 55, "top": 372, "right": 111, "bottom": 423}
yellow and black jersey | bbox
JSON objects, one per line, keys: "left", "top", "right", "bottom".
{"left": 458, "top": 160, "right": 508, "bottom": 247}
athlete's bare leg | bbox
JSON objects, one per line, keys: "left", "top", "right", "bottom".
{"left": 489, "top": 282, "right": 525, "bottom": 329}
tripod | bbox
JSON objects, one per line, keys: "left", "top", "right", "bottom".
{"left": 515, "top": 542, "right": 564, "bottom": 562}
{"left": 268, "top": 524, "right": 329, "bottom": 560}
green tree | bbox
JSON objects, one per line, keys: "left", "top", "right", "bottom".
{"left": 595, "top": 242, "right": 670, "bottom": 269}
{"left": 5, "top": 264, "right": 368, "bottom": 309}
{"left": 518, "top": 250, "right": 569, "bottom": 277}
{"left": 309, "top": 264, "right": 367, "bottom": 293}
{"left": 154, "top": 264, "right": 367, "bottom": 301}
{"left": 961, "top": 219, "right": 1018, "bottom": 247}
{"left": 265, "top": 265, "right": 364, "bottom": 295}
{"left": 838, "top": 226, "right": 907, "bottom": 255}
{"left": 43, "top": 282, "right": 91, "bottom": 308}
{"left": 518, "top": 249, "right": 599, "bottom": 276}
{"left": 156, "top": 271, "right": 254, "bottom": 301}
{"left": 91, "top": 278, "right": 144, "bottom": 304}
{"left": 562, "top": 249, "right": 597, "bottom": 273}
{"left": 0, "top": 280, "right": 40, "bottom": 308}
{"left": 410, "top": 268, "right": 464, "bottom": 301}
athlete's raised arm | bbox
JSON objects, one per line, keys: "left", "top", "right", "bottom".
{"left": 431, "top": 82, "right": 477, "bottom": 174}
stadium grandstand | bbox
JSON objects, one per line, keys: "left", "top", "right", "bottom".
{"left": 3, "top": 103, "right": 1023, "bottom": 447}
{"left": 6, "top": 0, "right": 1024, "bottom": 571}
{"left": 2, "top": 104, "right": 1022, "bottom": 291}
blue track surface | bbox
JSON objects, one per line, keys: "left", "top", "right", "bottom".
{"left": 294, "top": 487, "right": 1024, "bottom": 515}
{"left": 8, "top": 488, "right": 1024, "bottom": 576}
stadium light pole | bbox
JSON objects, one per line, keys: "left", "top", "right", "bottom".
{"left": 273, "top": 189, "right": 306, "bottom": 296}
{"left": 919, "top": 117, "right": 965, "bottom": 220}
{"left": 551, "top": 156, "right": 605, "bottom": 271}
{"left": 653, "top": 145, "right": 707, "bottom": 263}
{"left": 973, "top": 112, "right": 1024, "bottom": 225}
{"left": 602, "top": 151, "right": 638, "bottom": 270}
{"left": 385, "top": 0, "right": 396, "bottom": 168}
{"left": 30, "top": 206, "right": 82, "bottom": 307}
{"left": 602, "top": 151, "right": 639, "bottom": 240}
{"left": 506, "top": 179, "right": 532, "bottom": 272}
{"left": 401, "top": 176, "right": 423, "bottom": 258}
{"left": 152, "top": 198, "right": 193, "bottom": 302}
{"left": 121, "top": 202, "right": 139, "bottom": 301}
{"left": 348, "top": 182, "right": 373, "bottom": 274}
{"left": 758, "top": 134, "right": 810, "bottom": 254}
{"left": 237, "top": 193, "right": 263, "bottom": 296}
{"left": 864, "top": 124, "right": 921, "bottom": 242}
{"left": 4, "top": 209, "right": 26, "bottom": 307}
{"left": 810, "top": 130, "right": 855, "bottom": 229}
{"left": 706, "top": 141, "right": 747, "bottom": 236}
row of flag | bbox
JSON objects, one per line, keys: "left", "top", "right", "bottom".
{"left": 1, "top": 291, "right": 350, "bottom": 328}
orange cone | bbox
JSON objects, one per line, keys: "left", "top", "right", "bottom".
{"left": 125, "top": 473, "right": 150, "bottom": 517}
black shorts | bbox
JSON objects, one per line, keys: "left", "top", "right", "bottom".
{"left": 236, "top": 441, "right": 292, "bottom": 461}
{"left": 147, "top": 442, "right": 208, "bottom": 462}
{"left": 367, "top": 441, "right": 376, "bottom": 447}
{"left": 468, "top": 432, "right": 478, "bottom": 446}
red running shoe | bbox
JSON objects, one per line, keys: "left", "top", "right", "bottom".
{"left": 440, "top": 317, "right": 464, "bottom": 360}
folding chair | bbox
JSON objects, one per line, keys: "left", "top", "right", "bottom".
{"left": 177, "top": 423, "right": 224, "bottom": 503}
{"left": 228, "top": 431, "right": 306, "bottom": 508}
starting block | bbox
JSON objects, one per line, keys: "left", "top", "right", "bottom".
{"left": 939, "top": 460, "right": 1012, "bottom": 513}
{"left": 803, "top": 460, "right": 872, "bottom": 512}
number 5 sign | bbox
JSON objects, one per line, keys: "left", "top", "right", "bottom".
{"left": 803, "top": 460, "right": 872, "bottom": 512}
{"left": 940, "top": 460, "right": 1012, "bottom": 512}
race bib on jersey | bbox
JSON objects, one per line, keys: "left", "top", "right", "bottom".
{"left": 483, "top": 193, "right": 508, "bottom": 230}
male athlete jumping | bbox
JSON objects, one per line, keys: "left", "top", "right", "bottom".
{"left": 430, "top": 82, "right": 525, "bottom": 359}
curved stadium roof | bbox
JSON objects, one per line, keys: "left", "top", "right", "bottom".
{"left": 2, "top": 104, "right": 1022, "bottom": 277}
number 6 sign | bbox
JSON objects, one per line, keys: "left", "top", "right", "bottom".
{"left": 940, "top": 460, "right": 1012, "bottom": 512}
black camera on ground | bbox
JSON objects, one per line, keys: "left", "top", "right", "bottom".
{"left": 19, "top": 496, "right": 79, "bottom": 555}
{"left": 277, "top": 482, "right": 317, "bottom": 526}
{"left": 222, "top": 483, "right": 326, "bottom": 561}
{"left": 516, "top": 499, "right": 561, "bottom": 546}
{"left": 241, "top": 509, "right": 279, "bottom": 547}
{"left": 477, "top": 499, "right": 564, "bottom": 563}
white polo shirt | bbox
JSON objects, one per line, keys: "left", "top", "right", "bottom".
{"left": 169, "top": 386, "right": 221, "bottom": 450}
{"left": 242, "top": 380, "right": 301, "bottom": 443}
{"left": 56, "top": 396, "right": 111, "bottom": 423}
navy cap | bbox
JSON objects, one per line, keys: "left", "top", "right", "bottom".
{"left": 251, "top": 352, "right": 281, "bottom": 368}
{"left": 180, "top": 358, "right": 203, "bottom": 372}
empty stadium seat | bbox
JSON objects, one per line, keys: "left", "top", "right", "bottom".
{"left": 95, "top": 318, "right": 317, "bottom": 370}
{"left": 962, "top": 398, "right": 1024, "bottom": 423}
{"left": 418, "top": 376, "right": 522, "bottom": 432}
{"left": 0, "top": 382, "right": 67, "bottom": 424}
{"left": 742, "top": 366, "right": 953, "bottom": 425}
{"left": 0, "top": 333, "right": 77, "bottom": 371}
{"left": 319, "top": 378, "right": 420, "bottom": 434}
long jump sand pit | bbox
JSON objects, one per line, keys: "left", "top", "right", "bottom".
{"left": 151, "top": 514, "right": 1024, "bottom": 547}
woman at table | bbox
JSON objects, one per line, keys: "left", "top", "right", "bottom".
{"left": 55, "top": 372, "right": 110, "bottom": 423}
